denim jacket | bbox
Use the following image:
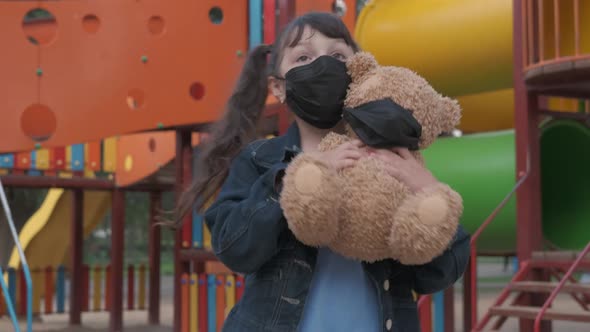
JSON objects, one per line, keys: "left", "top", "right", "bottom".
{"left": 204, "top": 124, "right": 471, "bottom": 332}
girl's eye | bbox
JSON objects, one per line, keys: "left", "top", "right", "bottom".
{"left": 332, "top": 53, "right": 346, "bottom": 60}
{"left": 296, "top": 55, "right": 311, "bottom": 63}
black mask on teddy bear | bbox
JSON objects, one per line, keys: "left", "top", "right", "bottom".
{"left": 343, "top": 99, "right": 422, "bottom": 150}
{"left": 284, "top": 56, "right": 351, "bottom": 129}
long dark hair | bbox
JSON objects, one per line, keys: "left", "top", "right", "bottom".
{"left": 175, "top": 12, "right": 358, "bottom": 226}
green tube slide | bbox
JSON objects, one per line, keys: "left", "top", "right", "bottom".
{"left": 422, "top": 120, "right": 590, "bottom": 254}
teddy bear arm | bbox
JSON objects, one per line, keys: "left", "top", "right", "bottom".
{"left": 279, "top": 153, "right": 343, "bottom": 247}
{"left": 388, "top": 183, "right": 463, "bottom": 265}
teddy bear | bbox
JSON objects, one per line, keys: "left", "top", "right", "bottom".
{"left": 279, "top": 52, "right": 464, "bottom": 265}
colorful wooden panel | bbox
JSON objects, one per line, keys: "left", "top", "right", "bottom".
{"left": 263, "top": 0, "right": 276, "bottom": 44}
{"left": 15, "top": 152, "right": 30, "bottom": 170}
{"left": 207, "top": 275, "right": 217, "bottom": 332}
{"left": 56, "top": 265, "right": 66, "bottom": 313}
{"left": 235, "top": 275, "right": 245, "bottom": 302}
{"left": 93, "top": 266, "right": 102, "bottom": 311}
{"left": 103, "top": 137, "right": 117, "bottom": 173}
{"left": 53, "top": 147, "right": 66, "bottom": 170}
{"left": 138, "top": 264, "right": 146, "bottom": 310}
{"left": 86, "top": 142, "right": 101, "bottom": 171}
{"left": 192, "top": 211, "right": 203, "bottom": 248}
{"left": 36, "top": 149, "right": 50, "bottom": 170}
{"left": 181, "top": 274, "right": 190, "bottom": 332}
{"left": 189, "top": 273, "right": 198, "bottom": 332}
{"left": 71, "top": 144, "right": 84, "bottom": 171}
{"left": 44, "top": 266, "right": 54, "bottom": 314}
{"left": 215, "top": 275, "right": 226, "bottom": 331}
{"left": 198, "top": 274, "right": 208, "bottom": 332}
{"left": 0, "top": 154, "right": 14, "bottom": 168}
{"left": 249, "top": 0, "right": 263, "bottom": 48}
{"left": 32, "top": 268, "right": 42, "bottom": 315}
{"left": 225, "top": 275, "right": 236, "bottom": 317}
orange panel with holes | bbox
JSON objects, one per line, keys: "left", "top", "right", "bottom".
{"left": 0, "top": 0, "right": 248, "bottom": 153}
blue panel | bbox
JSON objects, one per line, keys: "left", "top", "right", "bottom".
{"left": 434, "top": 291, "right": 445, "bottom": 332}
{"left": 56, "top": 265, "right": 66, "bottom": 313}
{"left": 71, "top": 144, "right": 84, "bottom": 171}
{"left": 30, "top": 151, "right": 37, "bottom": 170}
{"left": 28, "top": 170, "right": 42, "bottom": 176}
{"left": 192, "top": 211, "right": 204, "bottom": 248}
{"left": 249, "top": 0, "right": 263, "bottom": 49}
{"left": 0, "top": 154, "right": 14, "bottom": 168}
{"left": 207, "top": 274, "right": 217, "bottom": 332}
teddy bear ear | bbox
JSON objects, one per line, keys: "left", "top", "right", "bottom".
{"left": 346, "top": 52, "right": 379, "bottom": 82}
{"left": 441, "top": 97, "right": 462, "bottom": 132}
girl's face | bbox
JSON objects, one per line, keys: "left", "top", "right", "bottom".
{"left": 270, "top": 26, "right": 355, "bottom": 102}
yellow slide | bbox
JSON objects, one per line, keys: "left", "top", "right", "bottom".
{"left": 8, "top": 189, "right": 111, "bottom": 271}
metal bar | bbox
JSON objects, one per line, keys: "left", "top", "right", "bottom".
{"left": 70, "top": 190, "right": 84, "bottom": 325}
{"left": 522, "top": 0, "right": 529, "bottom": 68}
{"left": 0, "top": 178, "right": 32, "bottom": 332}
{"left": 534, "top": 242, "right": 590, "bottom": 331}
{"left": 527, "top": 0, "right": 535, "bottom": 64}
{"left": 574, "top": 0, "right": 580, "bottom": 55}
{"left": 0, "top": 266, "right": 20, "bottom": 332}
{"left": 553, "top": 0, "right": 560, "bottom": 58}
{"left": 110, "top": 189, "right": 125, "bottom": 332}
{"left": 538, "top": 0, "right": 544, "bottom": 61}
{"left": 148, "top": 191, "right": 162, "bottom": 325}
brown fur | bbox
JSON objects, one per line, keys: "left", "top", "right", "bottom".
{"left": 279, "top": 52, "right": 464, "bottom": 264}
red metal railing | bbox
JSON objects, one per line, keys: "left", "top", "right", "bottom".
{"left": 523, "top": 0, "right": 589, "bottom": 71}
{"left": 533, "top": 241, "right": 590, "bottom": 331}
{"left": 465, "top": 153, "right": 531, "bottom": 331}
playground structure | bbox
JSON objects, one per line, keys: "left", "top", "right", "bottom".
{"left": 1, "top": 0, "right": 589, "bottom": 331}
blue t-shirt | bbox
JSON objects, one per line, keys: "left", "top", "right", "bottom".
{"left": 298, "top": 248, "right": 380, "bottom": 332}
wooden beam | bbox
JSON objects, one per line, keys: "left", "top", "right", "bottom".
{"left": 0, "top": 175, "right": 113, "bottom": 190}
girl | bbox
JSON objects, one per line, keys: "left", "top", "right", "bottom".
{"left": 178, "top": 12, "right": 470, "bottom": 332}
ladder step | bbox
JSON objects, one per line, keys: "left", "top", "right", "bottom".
{"left": 510, "top": 281, "right": 590, "bottom": 294}
{"left": 489, "top": 305, "right": 590, "bottom": 322}
{"left": 532, "top": 251, "right": 590, "bottom": 262}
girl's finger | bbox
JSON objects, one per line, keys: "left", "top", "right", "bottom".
{"left": 391, "top": 147, "right": 413, "bottom": 160}
{"left": 340, "top": 150, "right": 364, "bottom": 160}
{"left": 336, "top": 159, "right": 356, "bottom": 170}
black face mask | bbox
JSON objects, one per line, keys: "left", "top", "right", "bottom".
{"left": 284, "top": 56, "right": 352, "bottom": 129}
{"left": 343, "top": 99, "right": 422, "bottom": 150}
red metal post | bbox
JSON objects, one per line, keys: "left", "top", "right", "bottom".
{"left": 70, "top": 189, "right": 84, "bottom": 325}
{"left": 110, "top": 189, "right": 125, "bottom": 332}
{"left": 513, "top": 1, "right": 549, "bottom": 331}
{"left": 148, "top": 191, "right": 162, "bottom": 324}
{"left": 174, "top": 130, "right": 192, "bottom": 332}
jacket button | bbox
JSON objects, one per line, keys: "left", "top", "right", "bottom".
{"left": 386, "top": 318, "right": 393, "bottom": 330}
{"left": 383, "top": 279, "right": 390, "bottom": 291}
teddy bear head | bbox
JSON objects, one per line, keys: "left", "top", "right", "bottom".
{"left": 344, "top": 52, "right": 462, "bottom": 149}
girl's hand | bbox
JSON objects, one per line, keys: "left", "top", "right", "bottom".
{"left": 310, "top": 140, "right": 367, "bottom": 171}
{"left": 370, "top": 147, "right": 439, "bottom": 193}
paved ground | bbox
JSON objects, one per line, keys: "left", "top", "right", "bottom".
{"left": 1, "top": 262, "right": 589, "bottom": 331}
